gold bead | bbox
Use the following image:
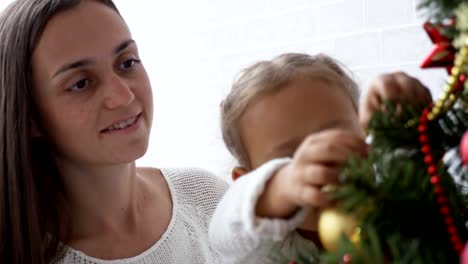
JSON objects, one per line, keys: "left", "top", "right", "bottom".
{"left": 451, "top": 66, "right": 461, "bottom": 76}
{"left": 449, "top": 94, "right": 456, "bottom": 100}
{"left": 433, "top": 107, "right": 441, "bottom": 115}
{"left": 462, "top": 46, "right": 468, "bottom": 56}
{"left": 428, "top": 113, "right": 435, "bottom": 120}
{"left": 455, "top": 56, "right": 465, "bottom": 66}
{"left": 448, "top": 76, "right": 457, "bottom": 85}
{"left": 444, "top": 84, "right": 454, "bottom": 93}
{"left": 436, "top": 100, "right": 444, "bottom": 108}
{"left": 441, "top": 92, "right": 449, "bottom": 101}
{"left": 350, "top": 226, "right": 361, "bottom": 245}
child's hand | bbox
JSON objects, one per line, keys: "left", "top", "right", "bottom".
{"left": 255, "top": 129, "right": 367, "bottom": 220}
{"left": 359, "top": 72, "right": 432, "bottom": 129}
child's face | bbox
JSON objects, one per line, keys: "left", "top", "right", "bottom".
{"left": 31, "top": 1, "right": 153, "bottom": 167}
{"left": 238, "top": 77, "right": 362, "bottom": 170}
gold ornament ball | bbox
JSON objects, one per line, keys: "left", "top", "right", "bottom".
{"left": 318, "top": 208, "right": 360, "bottom": 252}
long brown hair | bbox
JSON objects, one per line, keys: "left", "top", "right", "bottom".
{"left": 0, "top": 1, "right": 120, "bottom": 263}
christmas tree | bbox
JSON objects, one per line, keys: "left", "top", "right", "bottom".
{"left": 290, "top": 1, "right": 468, "bottom": 263}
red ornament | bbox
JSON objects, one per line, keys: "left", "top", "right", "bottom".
{"left": 427, "top": 165, "right": 437, "bottom": 175}
{"left": 423, "top": 22, "right": 450, "bottom": 43}
{"left": 420, "top": 22, "right": 456, "bottom": 73}
{"left": 461, "top": 131, "right": 468, "bottom": 165}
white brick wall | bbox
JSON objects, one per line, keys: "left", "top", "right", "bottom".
{"left": 0, "top": 0, "right": 449, "bottom": 179}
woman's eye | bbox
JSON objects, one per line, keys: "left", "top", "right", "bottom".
{"left": 67, "top": 79, "right": 89, "bottom": 92}
{"left": 120, "top": 58, "right": 141, "bottom": 70}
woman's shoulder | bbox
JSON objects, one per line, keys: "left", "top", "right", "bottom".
{"left": 139, "top": 166, "right": 229, "bottom": 205}
{"left": 161, "top": 167, "right": 228, "bottom": 196}
{"left": 160, "top": 167, "right": 230, "bottom": 225}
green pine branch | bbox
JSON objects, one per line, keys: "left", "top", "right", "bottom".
{"left": 319, "top": 98, "right": 468, "bottom": 263}
{"left": 418, "top": 0, "right": 466, "bottom": 21}
{"left": 271, "top": 93, "right": 468, "bottom": 263}
{"left": 417, "top": 0, "right": 465, "bottom": 39}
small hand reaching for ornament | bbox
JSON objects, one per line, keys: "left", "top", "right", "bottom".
{"left": 255, "top": 129, "right": 368, "bottom": 225}
{"left": 360, "top": 71, "right": 433, "bottom": 129}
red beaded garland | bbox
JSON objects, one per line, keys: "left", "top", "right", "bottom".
{"left": 444, "top": 216, "right": 454, "bottom": 225}
{"left": 418, "top": 124, "right": 427, "bottom": 132}
{"left": 419, "top": 134, "right": 429, "bottom": 143}
{"left": 418, "top": 106, "right": 465, "bottom": 254}
{"left": 448, "top": 225, "right": 457, "bottom": 235}
{"left": 430, "top": 175, "right": 440, "bottom": 184}
{"left": 428, "top": 165, "right": 437, "bottom": 175}
{"left": 424, "top": 155, "right": 434, "bottom": 164}
{"left": 422, "top": 145, "right": 431, "bottom": 154}
{"left": 460, "top": 74, "right": 466, "bottom": 82}
{"left": 437, "top": 196, "right": 447, "bottom": 204}
{"left": 440, "top": 206, "right": 450, "bottom": 215}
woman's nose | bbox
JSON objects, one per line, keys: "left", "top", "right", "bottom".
{"left": 103, "top": 74, "right": 135, "bottom": 109}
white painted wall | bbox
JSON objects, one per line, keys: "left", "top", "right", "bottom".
{"left": 0, "top": 0, "right": 448, "bottom": 180}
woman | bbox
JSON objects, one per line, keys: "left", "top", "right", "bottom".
{"left": 0, "top": 0, "right": 228, "bottom": 263}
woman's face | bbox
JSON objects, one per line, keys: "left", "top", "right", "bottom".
{"left": 31, "top": 0, "right": 153, "bottom": 167}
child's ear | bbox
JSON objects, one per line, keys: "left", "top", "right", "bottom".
{"left": 231, "top": 166, "right": 248, "bottom": 181}
{"left": 30, "top": 120, "right": 42, "bottom": 137}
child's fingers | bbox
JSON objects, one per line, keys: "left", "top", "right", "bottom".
{"left": 296, "top": 185, "right": 331, "bottom": 208}
{"left": 359, "top": 73, "right": 402, "bottom": 128}
{"left": 373, "top": 72, "right": 404, "bottom": 101}
{"left": 393, "top": 72, "right": 432, "bottom": 107}
{"left": 297, "top": 130, "right": 367, "bottom": 164}
{"left": 359, "top": 89, "right": 381, "bottom": 129}
{"left": 360, "top": 72, "right": 432, "bottom": 129}
{"left": 301, "top": 165, "right": 339, "bottom": 186}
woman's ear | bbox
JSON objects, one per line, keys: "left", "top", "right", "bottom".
{"left": 30, "top": 120, "right": 42, "bottom": 137}
{"left": 231, "top": 166, "right": 248, "bottom": 181}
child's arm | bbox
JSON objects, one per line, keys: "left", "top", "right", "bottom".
{"left": 208, "top": 129, "right": 366, "bottom": 261}
{"left": 360, "top": 71, "right": 432, "bottom": 129}
{"left": 254, "top": 129, "right": 367, "bottom": 220}
{"left": 209, "top": 157, "right": 309, "bottom": 262}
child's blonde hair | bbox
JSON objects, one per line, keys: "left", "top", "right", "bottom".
{"left": 220, "top": 53, "right": 360, "bottom": 168}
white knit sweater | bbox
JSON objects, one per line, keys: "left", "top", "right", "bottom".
{"left": 209, "top": 158, "right": 320, "bottom": 263}
{"left": 54, "top": 168, "right": 229, "bottom": 264}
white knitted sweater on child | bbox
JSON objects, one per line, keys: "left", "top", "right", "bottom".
{"left": 53, "top": 168, "right": 229, "bottom": 264}
{"left": 209, "top": 158, "right": 320, "bottom": 263}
